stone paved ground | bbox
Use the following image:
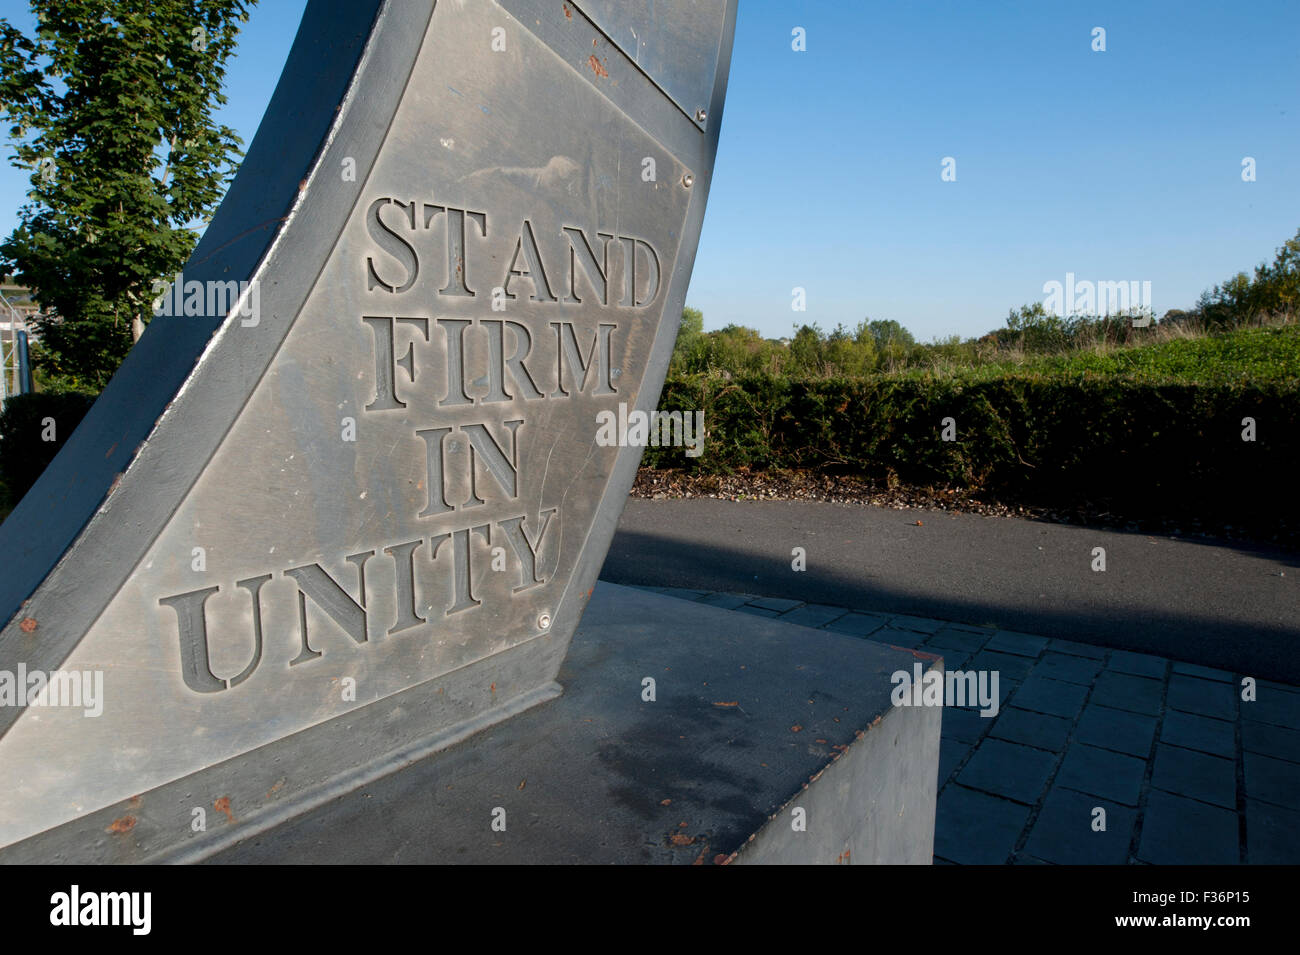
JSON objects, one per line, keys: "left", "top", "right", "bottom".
{"left": 630, "top": 585, "right": 1300, "bottom": 864}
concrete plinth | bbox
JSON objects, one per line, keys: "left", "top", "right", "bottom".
{"left": 213, "top": 582, "right": 941, "bottom": 864}
{"left": 2, "top": 583, "right": 939, "bottom": 864}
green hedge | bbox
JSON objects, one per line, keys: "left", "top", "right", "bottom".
{"left": 643, "top": 373, "right": 1300, "bottom": 529}
{"left": 0, "top": 391, "right": 96, "bottom": 511}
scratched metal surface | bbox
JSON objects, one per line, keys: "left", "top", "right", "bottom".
{"left": 0, "top": 0, "right": 735, "bottom": 853}
{"left": 568, "top": 0, "right": 728, "bottom": 128}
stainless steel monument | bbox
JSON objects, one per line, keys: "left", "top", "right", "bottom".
{"left": 0, "top": 0, "right": 738, "bottom": 859}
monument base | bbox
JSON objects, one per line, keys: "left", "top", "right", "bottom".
{"left": 3, "top": 583, "right": 940, "bottom": 864}
{"left": 212, "top": 582, "right": 941, "bottom": 865}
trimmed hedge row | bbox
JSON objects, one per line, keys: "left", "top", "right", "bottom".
{"left": 643, "top": 373, "right": 1300, "bottom": 529}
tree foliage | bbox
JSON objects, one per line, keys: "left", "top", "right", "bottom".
{"left": 0, "top": 0, "right": 255, "bottom": 390}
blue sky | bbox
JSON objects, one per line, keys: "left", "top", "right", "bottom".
{"left": 1, "top": 0, "right": 1297, "bottom": 341}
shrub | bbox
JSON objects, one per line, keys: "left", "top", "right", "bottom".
{"left": 0, "top": 390, "right": 96, "bottom": 511}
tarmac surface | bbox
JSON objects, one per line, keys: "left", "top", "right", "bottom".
{"left": 602, "top": 498, "right": 1300, "bottom": 684}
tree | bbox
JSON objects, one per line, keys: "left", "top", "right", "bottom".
{"left": 787, "top": 323, "right": 825, "bottom": 375}
{"left": 0, "top": 0, "right": 256, "bottom": 391}
{"left": 864, "top": 318, "right": 915, "bottom": 350}
{"left": 864, "top": 318, "right": 915, "bottom": 370}
{"left": 668, "top": 306, "right": 704, "bottom": 373}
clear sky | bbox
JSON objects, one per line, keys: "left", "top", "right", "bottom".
{"left": 1, "top": 0, "right": 1297, "bottom": 341}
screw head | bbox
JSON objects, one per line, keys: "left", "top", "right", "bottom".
{"left": 537, "top": 612, "right": 552, "bottom": 631}
{"left": 682, "top": 174, "right": 694, "bottom": 188}
{"left": 695, "top": 108, "right": 707, "bottom": 123}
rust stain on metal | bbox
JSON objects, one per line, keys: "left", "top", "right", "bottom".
{"left": 668, "top": 832, "right": 694, "bottom": 847}
{"left": 659, "top": 798, "right": 671, "bottom": 806}
{"left": 266, "top": 779, "right": 285, "bottom": 798}
{"left": 587, "top": 54, "right": 608, "bottom": 78}
{"left": 562, "top": 2, "right": 572, "bottom": 18}
{"left": 214, "top": 795, "right": 235, "bottom": 822}
{"left": 518, "top": 779, "right": 526, "bottom": 790}
{"left": 836, "top": 848, "right": 851, "bottom": 864}
{"left": 105, "top": 442, "right": 117, "bottom": 458}
{"left": 490, "top": 682, "right": 496, "bottom": 695}
{"left": 712, "top": 700, "right": 738, "bottom": 707}
{"left": 106, "top": 815, "right": 136, "bottom": 834}
{"left": 790, "top": 723, "right": 802, "bottom": 733}
{"left": 128, "top": 794, "right": 142, "bottom": 808}
{"left": 18, "top": 617, "right": 37, "bottom": 633}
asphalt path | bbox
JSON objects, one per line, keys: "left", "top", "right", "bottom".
{"left": 601, "top": 498, "right": 1300, "bottom": 684}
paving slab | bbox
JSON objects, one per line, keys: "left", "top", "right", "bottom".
{"left": 1055, "top": 743, "right": 1147, "bottom": 806}
{"left": 1075, "top": 705, "right": 1158, "bottom": 758}
{"left": 1243, "top": 752, "right": 1300, "bottom": 810}
{"left": 1246, "top": 690, "right": 1300, "bottom": 730}
{"left": 1089, "top": 671, "right": 1164, "bottom": 716}
{"left": 1138, "top": 790, "right": 1240, "bottom": 865}
{"left": 1172, "top": 661, "right": 1234, "bottom": 683}
{"left": 747, "top": 596, "right": 804, "bottom": 613}
{"left": 1106, "top": 650, "right": 1167, "bottom": 679}
{"left": 1246, "top": 800, "right": 1300, "bottom": 864}
{"left": 925, "top": 630, "right": 990, "bottom": 654}
{"left": 867, "top": 628, "right": 931, "bottom": 650}
{"left": 933, "top": 786, "right": 1030, "bottom": 865}
{"left": 989, "top": 707, "right": 1073, "bottom": 753}
{"left": 1167, "top": 675, "right": 1237, "bottom": 721}
{"left": 777, "top": 604, "right": 848, "bottom": 628}
{"left": 1241, "top": 719, "right": 1300, "bottom": 762}
{"left": 1160, "top": 710, "right": 1236, "bottom": 759}
{"left": 1011, "top": 676, "right": 1089, "bottom": 720}
{"left": 1034, "top": 652, "right": 1103, "bottom": 686}
{"left": 824, "top": 612, "right": 891, "bottom": 637}
{"left": 956, "top": 739, "right": 1056, "bottom": 806}
{"left": 1023, "top": 788, "right": 1136, "bottom": 865}
{"left": 696, "top": 592, "right": 751, "bottom": 610}
{"left": 984, "top": 631, "right": 1050, "bottom": 658}
{"left": 938, "top": 738, "right": 972, "bottom": 788}
{"left": 968, "top": 650, "right": 1035, "bottom": 682}
{"left": 1151, "top": 744, "right": 1237, "bottom": 809}
{"left": 1048, "top": 638, "right": 1107, "bottom": 660}
{"left": 888, "top": 614, "right": 947, "bottom": 635}
{"left": 941, "top": 707, "right": 994, "bottom": 745}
